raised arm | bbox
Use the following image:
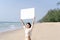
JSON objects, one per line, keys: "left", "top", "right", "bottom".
{"left": 32, "top": 17, "right": 35, "bottom": 26}
{"left": 30, "top": 17, "right": 35, "bottom": 29}
{"left": 20, "top": 19, "right": 25, "bottom": 26}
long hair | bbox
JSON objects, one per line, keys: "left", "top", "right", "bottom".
{"left": 26, "top": 22, "right": 31, "bottom": 28}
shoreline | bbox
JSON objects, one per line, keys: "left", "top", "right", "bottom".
{"left": 0, "top": 28, "right": 22, "bottom": 34}
{"left": 0, "top": 22, "right": 60, "bottom": 33}
{"left": 0, "top": 23, "right": 60, "bottom": 40}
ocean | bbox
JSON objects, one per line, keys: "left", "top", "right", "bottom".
{"left": 0, "top": 22, "right": 21, "bottom": 33}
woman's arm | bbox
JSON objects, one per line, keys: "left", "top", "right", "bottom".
{"left": 20, "top": 19, "right": 25, "bottom": 26}
{"left": 30, "top": 17, "right": 35, "bottom": 29}
{"left": 32, "top": 17, "right": 35, "bottom": 27}
{"left": 20, "top": 19, "right": 26, "bottom": 29}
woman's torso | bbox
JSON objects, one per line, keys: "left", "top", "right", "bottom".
{"left": 23, "top": 26, "right": 32, "bottom": 37}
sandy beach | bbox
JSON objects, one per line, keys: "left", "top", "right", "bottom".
{"left": 0, "top": 23, "right": 60, "bottom": 40}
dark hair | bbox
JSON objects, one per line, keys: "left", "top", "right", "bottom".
{"left": 26, "top": 22, "right": 31, "bottom": 28}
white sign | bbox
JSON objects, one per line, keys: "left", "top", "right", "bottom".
{"left": 20, "top": 8, "right": 35, "bottom": 19}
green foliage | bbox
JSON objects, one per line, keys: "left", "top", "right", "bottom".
{"left": 39, "top": 9, "right": 60, "bottom": 22}
{"left": 57, "top": 1, "right": 60, "bottom": 5}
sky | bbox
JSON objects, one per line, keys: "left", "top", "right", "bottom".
{"left": 0, "top": 0, "right": 60, "bottom": 22}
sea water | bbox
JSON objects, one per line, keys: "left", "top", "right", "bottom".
{"left": 0, "top": 19, "right": 33, "bottom": 33}
{"left": 0, "top": 22, "right": 21, "bottom": 33}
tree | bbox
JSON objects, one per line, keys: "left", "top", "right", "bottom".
{"left": 39, "top": 9, "right": 60, "bottom": 22}
{"left": 57, "top": 1, "right": 60, "bottom": 6}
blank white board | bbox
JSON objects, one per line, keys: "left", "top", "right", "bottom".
{"left": 20, "top": 8, "right": 35, "bottom": 19}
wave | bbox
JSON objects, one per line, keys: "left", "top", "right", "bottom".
{"left": 0, "top": 22, "right": 21, "bottom": 33}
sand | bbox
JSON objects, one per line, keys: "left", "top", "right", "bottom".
{"left": 0, "top": 23, "right": 60, "bottom": 40}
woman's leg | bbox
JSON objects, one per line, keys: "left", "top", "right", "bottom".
{"left": 28, "top": 36, "right": 31, "bottom": 40}
{"left": 25, "top": 36, "right": 31, "bottom": 40}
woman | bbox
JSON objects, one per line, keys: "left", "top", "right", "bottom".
{"left": 21, "top": 18, "right": 35, "bottom": 40}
